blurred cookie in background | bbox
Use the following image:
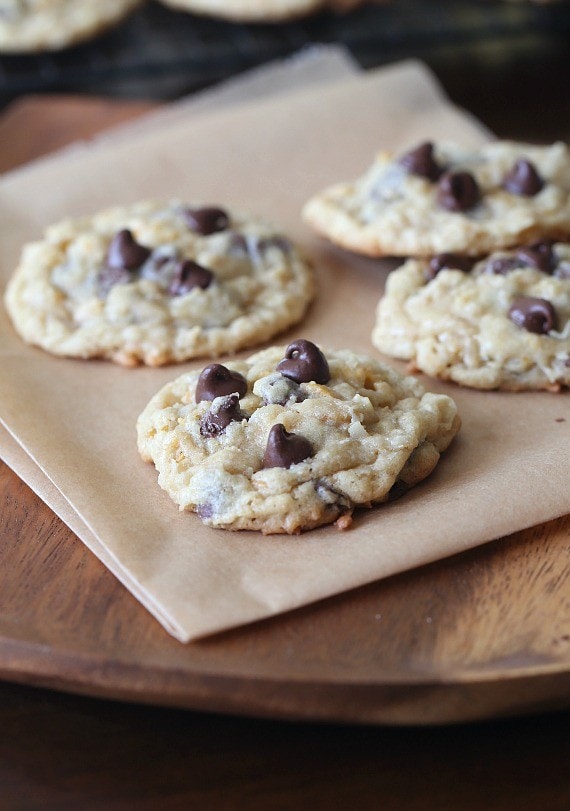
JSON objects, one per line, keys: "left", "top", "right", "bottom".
{"left": 0, "top": 0, "right": 144, "bottom": 53}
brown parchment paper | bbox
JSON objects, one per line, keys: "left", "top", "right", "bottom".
{"left": 1, "top": 60, "right": 568, "bottom": 642}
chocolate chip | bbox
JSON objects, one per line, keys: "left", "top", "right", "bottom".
{"left": 262, "top": 424, "right": 313, "bottom": 469}
{"left": 437, "top": 171, "right": 480, "bottom": 212}
{"left": 508, "top": 296, "right": 557, "bottom": 334}
{"left": 277, "top": 339, "right": 330, "bottom": 385}
{"left": 200, "top": 394, "right": 243, "bottom": 437}
{"left": 427, "top": 253, "right": 474, "bottom": 280}
{"left": 169, "top": 260, "right": 214, "bottom": 296}
{"left": 315, "top": 480, "right": 352, "bottom": 511}
{"left": 398, "top": 141, "right": 442, "bottom": 181}
{"left": 183, "top": 207, "right": 229, "bottom": 235}
{"left": 195, "top": 364, "right": 248, "bottom": 403}
{"left": 483, "top": 256, "right": 521, "bottom": 276}
{"left": 516, "top": 241, "right": 555, "bottom": 274}
{"left": 388, "top": 480, "right": 409, "bottom": 502}
{"left": 502, "top": 159, "right": 544, "bottom": 197}
{"left": 106, "top": 229, "right": 151, "bottom": 271}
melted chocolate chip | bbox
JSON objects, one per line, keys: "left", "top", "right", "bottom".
{"left": 398, "top": 141, "right": 442, "bottom": 181}
{"left": 262, "top": 424, "right": 313, "bottom": 469}
{"left": 106, "top": 229, "right": 151, "bottom": 271}
{"left": 277, "top": 339, "right": 330, "bottom": 385}
{"left": 483, "top": 256, "right": 522, "bottom": 276}
{"left": 437, "top": 171, "right": 480, "bottom": 212}
{"left": 183, "top": 207, "right": 230, "bottom": 235}
{"left": 427, "top": 253, "right": 474, "bottom": 280}
{"left": 502, "top": 159, "right": 544, "bottom": 197}
{"left": 508, "top": 296, "right": 557, "bottom": 334}
{"left": 200, "top": 395, "right": 243, "bottom": 437}
{"left": 260, "top": 373, "right": 305, "bottom": 406}
{"left": 169, "top": 260, "right": 214, "bottom": 296}
{"left": 195, "top": 364, "right": 248, "bottom": 403}
{"left": 516, "top": 241, "right": 555, "bottom": 274}
{"left": 315, "top": 480, "right": 352, "bottom": 511}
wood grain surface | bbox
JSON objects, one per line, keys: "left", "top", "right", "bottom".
{"left": 0, "top": 96, "right": 569, "bottom": 730}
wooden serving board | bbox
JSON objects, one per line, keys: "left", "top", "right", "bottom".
{"left": 0, "top": 97, "right": 569, "bottom": 725}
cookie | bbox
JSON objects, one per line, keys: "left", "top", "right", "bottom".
{"left": 157, "top": 0, "right": 326, "bottom": 23}
{"left": 4, "top": 201, "right": 315, "bottom": 366}
{"left": 0, "top": 0, "right": 143, "bottom": 53}
{"left": 137, "top": 339, "right": 460, "bottom": 534}
{"left": 372, "top": 243, "right": 570, "bottom": 391}
{"left": 303, "top": 140, "right": 570, "bottom": 258}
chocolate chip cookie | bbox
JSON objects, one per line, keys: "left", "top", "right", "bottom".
{"left": 4, "top": 201, "right": 315, "bottom": 366}
{"left": 372, "top": 243, "right": 570, "bottom": 391}
{"left": 303, "top": 140, "right": 570, "bottom": 257}
{"left": 137, "top": 340, "right": 460, "bottom": 534}
{"left": 0, "top": 0, "right": 143, "bottom": 52}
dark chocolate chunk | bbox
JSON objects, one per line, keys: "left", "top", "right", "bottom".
{"left": 483, "top": 256, "right": 522, "bottom": 276}
{"left": 437, "top": 171, "right": 480, "bottom": 212}
{"left": 388, "top": 479, "right": 409, "bottom": 502}
{"left": 169, "top": 260, "right": 214, "bottom": 296}
{"left": 427, "top": 253, "right": 474, "bottom": 280}
{"left": 398, "top": 141, "right": 442, "bottom": 181}
{"left": 516, "top": 241, "right": 555, "bottom": 274}
{"left": 195, "top": 364, "right": 248, "bottom": 403}
{"left": 502, "top": 159, "right": 544, "bottom": 197}
{"left": 106, "top": 229, "right": 151, "bottom": 271}
{"left": 277, "top": 339, "right": 330, "bottom": 384}
{"left": 508, "top": 296, "right": 557, "bottom": 334}
{"left": 183, "top": 206, "right": 230, "bottom": 235}
{"left": 262, "top": 424, "right": 313, "bottom": 469}
{"left": 200, "top": 394, "right": 243, "bottom": 437}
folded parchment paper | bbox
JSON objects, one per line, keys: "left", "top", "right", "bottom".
{"left": 1, "top": 59, "right": 568, "bottom": 641}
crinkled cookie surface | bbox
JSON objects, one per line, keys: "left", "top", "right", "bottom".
{"left": 4, "top": 200, "right": 315, "bottom": 366}
{"left": 372, "top": 243, "right": 570, "bottom": 391}
{"left": 137, "top": 340, "right": 460, "bottom": 534}
{"left": 0, "top": 0, "right": 142, "bottom": 52}
{"left": 303, "top": 140, "right": 570, "bottom": 257}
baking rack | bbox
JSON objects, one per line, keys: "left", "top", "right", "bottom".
{"left": 0, "top": 1, "right": 569, "bottom": 107}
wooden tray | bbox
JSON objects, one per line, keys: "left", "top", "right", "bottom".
{"left": 0, "top": 98, "right": 569, "bottom": 726}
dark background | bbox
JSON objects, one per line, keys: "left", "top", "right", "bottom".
{"left": 1, "top": 0, "right": 570, "bottom": 140}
